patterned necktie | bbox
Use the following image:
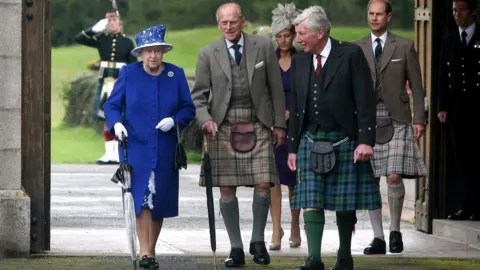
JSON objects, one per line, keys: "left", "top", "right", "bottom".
{"left": 374, "top": 38, "right": 383, "bottom": 62}
{"left": 231, "top": 43, "right": 242, "bottom": 65}
{"left": 461, "top": 31, "right": 468, "bottom": 47}
{"left": 315, "top": 54, "right": 322, "bottom": 77}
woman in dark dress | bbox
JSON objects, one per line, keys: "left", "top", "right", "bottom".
{"left": 268, "top": 2, "right": 302, "bottom": 250}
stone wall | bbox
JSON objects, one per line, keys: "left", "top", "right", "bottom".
{"left": 0, "top": 0, "right": 31, "bottom": 257}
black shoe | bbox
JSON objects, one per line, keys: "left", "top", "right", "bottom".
{"left": 363, "top": 237, "right": 386, "bottom": 255}
{"left": 448, "top": 209, "right": 471, "bottom": 220}
{"left": 294, "top": 256, "right": 325, "bottom": 270}
{"left": 331, "top": 255, "right": 354, "bottom": 270}
{"left": 138, "top": 256, "right": 159, "bottom": 269}
{"left": 389, "top": 231, "right": 404, "bottom": 253}
{"left": 470, "top": 214, "right": 479, "bottom": 221}
{"left": 224, "top": 248, "right": 245, "bottom": 268}
{"left": 249, "top": 241, "right": 270, "bottom": 265}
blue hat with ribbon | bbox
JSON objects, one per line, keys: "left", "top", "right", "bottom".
{"left": 131, "top": 24, "right": 173, "bottom": 57}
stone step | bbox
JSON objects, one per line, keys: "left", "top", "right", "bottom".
{"left": 432, "top": 219, "right": 480, "bottom": 249}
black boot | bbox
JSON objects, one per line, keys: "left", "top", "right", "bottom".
{"left": 330, "top": 254, "right": 354, "bottom": 270}
{"left": 389, "top": 231, "right": 404, "bottom": 253}
{"left": 294, "top": 256, "right": 325, "bottom": 270}
{"left": 224, "top": 248, "right": 245, "bottom": 267}
{"left": 363, "top": 237, "right": 386, "bottom": 255}
{"left": 249, "top": 241, "right": 270, "bottom": 265}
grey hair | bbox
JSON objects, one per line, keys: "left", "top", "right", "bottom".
{"left": 293, "top": 5, "right": 331, "bottom": 36}
{"left": 215, "top": 2, "right": 244, "bottom": 22}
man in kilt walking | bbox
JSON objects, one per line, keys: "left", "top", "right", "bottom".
{"left": 191, "top": 3, "right": 286, "bottom": 268}
{"left": 287, "top": 6, "right": 382, "bottom": 270}
{"left": 353, "top": 0, "right": 427, "bottom": 255}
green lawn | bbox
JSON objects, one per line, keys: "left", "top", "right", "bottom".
{"left": 51, "top": 26, "right": 413, "bottom": 163}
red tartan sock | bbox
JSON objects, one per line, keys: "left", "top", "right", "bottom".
{"left": 103, "top": 130, "right": 115, "bottom": 141}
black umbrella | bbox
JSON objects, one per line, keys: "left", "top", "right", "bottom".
{"left": 203, "top": 134, "right": 217, "bottom": 269}
{"left": 111, "top": 137, "right": 138, "bottom": 270}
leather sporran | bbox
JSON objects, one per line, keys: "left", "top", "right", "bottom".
{"left": 375, "top": 116, "right": 394, "bottom": 144}
{"left": 231, "top": 123, "right": 257, "bottom": 152}
{"left": 310, "top": 141, "right": 336, "bottom": 174}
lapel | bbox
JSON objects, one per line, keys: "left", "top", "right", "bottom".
{"left": 360, "top": 35, "right": 375, "bottom": 74}
{"left": 244, "top": 33, "right": 259, "bottom": 87}
{"left": 467, "top": 23, "right": 480, "bottom": 48}
{"left": 213, "top": 37, "right": 232, "bottom": 85}
{"left": 298, "top": 53, "right": 312, "bottom": 98}
{"left": 379, "top": 31, "right": 396, "bottom": 72}
{"left": 323, "top": 38, "right": 344, "bottom": 91}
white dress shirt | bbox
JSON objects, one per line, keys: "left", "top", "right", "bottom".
{"left": 459, "top": 23, "right": 476, "bottom": 45}
{"left": 225, "top": 33, "right": 245, "bottom": 59}
{"left": 371, "top": 31, "right": 388, "bottom": 55}
{"left": 313, "top": 37, "right": 332, "bottom": 70}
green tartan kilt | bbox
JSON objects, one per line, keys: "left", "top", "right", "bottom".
{"left": 291, "top": 130, "right": 382, "bottom": 211}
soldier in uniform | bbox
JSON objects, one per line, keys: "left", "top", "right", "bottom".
{"left": 74, "top": 8, "right": 137, "bottom": 165}
{"left": 191, "top": 3, "right": 286, "bottom": 267}
{"left": 438, "top": 0, "right": 480, "bottom": 221}
{"left": 354, "top": 0, "right": 427, "bottom": 255}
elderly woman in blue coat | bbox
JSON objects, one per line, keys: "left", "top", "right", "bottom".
{"left": 104, "top": 24, "right": 196, "bottom": 269}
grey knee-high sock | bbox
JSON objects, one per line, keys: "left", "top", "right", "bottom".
{"left": 251, "top": 192, "right": 271, "bottom": 243}
{"left": 368, "top": 209, "right": 385, "bottom": 240}
{"left": 220, "top": 197, "right": 243, "bottom": 249}
{"left": 388, "top": 182, "right": 405, "bottom": 232}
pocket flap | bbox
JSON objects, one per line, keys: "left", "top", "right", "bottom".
{"left": 376, "top": 116, "right": 392, "bottom": 128}
{"left": 311, "top": 141, "right": 334, "bottom": 154}
{"left": 231, "top": 123, "right": 255, "bottom": 133}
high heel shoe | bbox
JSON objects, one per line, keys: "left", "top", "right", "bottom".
{"left": 290, "top": 225, "right": 302, "bottom": 248}
{"left": 289, "top": 236, "right": 302, "bottom": 248}
{"left": 269, "top": 227, "right": 284, "bottom": 250}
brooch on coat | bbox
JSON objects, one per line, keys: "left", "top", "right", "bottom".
{"left": 168, "top": 71, "right": 174, "bottom": 77}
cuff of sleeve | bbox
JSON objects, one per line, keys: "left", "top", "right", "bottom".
{"left": 287, "top": 136, "right": 299, "bottom": 153}
{"left": 358, "top": 126, "right": 375, "bottom": 146}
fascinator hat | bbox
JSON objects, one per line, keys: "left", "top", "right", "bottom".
{"left": 271, "top": 3, "right": 302, "bottom": 37}
{"left": 131, "top": 24, "right": 173, "bottom": 57}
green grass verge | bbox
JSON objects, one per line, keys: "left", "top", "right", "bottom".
{"left": 51, "top": 26, "right": 413, "bottom": 164}
{"left": 2, "top": 256, "right": 479, "bottom": 269}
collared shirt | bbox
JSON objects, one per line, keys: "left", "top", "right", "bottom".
{"left": 458, "top": 23, "right": 476, "bottom": 45}
{"left": 225, "top": 33, "right": 245, "bottom": 59}
{"left": 313, "top": 37, "right": 332, "bottom": 70}
{"left": 371, "top": 31, "right": 388, "bottom": 55}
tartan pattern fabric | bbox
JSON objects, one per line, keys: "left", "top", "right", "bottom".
{"left": 371, "top": 102, "right": 427, "bottom": 178}
{"left": 92, "top": 67, "right": 120, "bottom": 121}
{"left": 199, "top": 107, "right": 278, "bottom": 187}
{"left": 291, "top": 131, "right": 382, "bottom": 211}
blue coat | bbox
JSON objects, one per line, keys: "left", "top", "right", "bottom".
{"left": 104, "top": 61, "right": 196, "bottom": 220}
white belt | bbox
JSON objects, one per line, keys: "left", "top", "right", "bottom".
{"left": 100, "top": 61, "right": 126, "bottom": 69}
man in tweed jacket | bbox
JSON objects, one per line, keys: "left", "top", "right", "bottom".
{"left": 191, "top": 2, "right": 286, "bottom": 267}
{"left": 353, "top": 0, "right": 427, "bottom": 255}
{"left": 287, "top": 6, "right": 381, "bottom": 270}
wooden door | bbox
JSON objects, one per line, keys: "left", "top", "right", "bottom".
{"left": 413, "top": 0, "right": 432, "bottom": 233}
{"left": 21, "top": 0, "right": 51, "bottom": 252}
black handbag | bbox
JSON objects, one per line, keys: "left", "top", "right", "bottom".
{"left": 175, "top": 119, "right": 187, "bottom": 170}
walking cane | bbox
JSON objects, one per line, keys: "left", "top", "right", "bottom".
{"left": 203, "top": 133, "right": 217, "bottom": 269}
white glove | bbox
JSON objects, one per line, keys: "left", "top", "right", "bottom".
{"left": 114, "top": 123, "right": 128, "bottom": 141}
{"left": 92, "top": 18, "right": 108, "bottom": 33}
{"left": 155, "top": 117, "right": 175, "bottom": 132}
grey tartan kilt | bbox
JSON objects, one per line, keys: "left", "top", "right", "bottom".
{"left": 371, "top": 102, "right": 427, "bottom": 178}
{"left": 291, "top": 130, "right": 382, "bottom": 211}
{"left": 198, "top": 107, "right": 279, "bottom": 187}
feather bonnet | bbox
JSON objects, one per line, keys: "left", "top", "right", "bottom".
{"left": 271, "top": 3, "right": 302, "bottom": 36}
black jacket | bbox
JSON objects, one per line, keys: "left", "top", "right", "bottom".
{"left": 287, "top": 38, "right": 376, "bottom": 153}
